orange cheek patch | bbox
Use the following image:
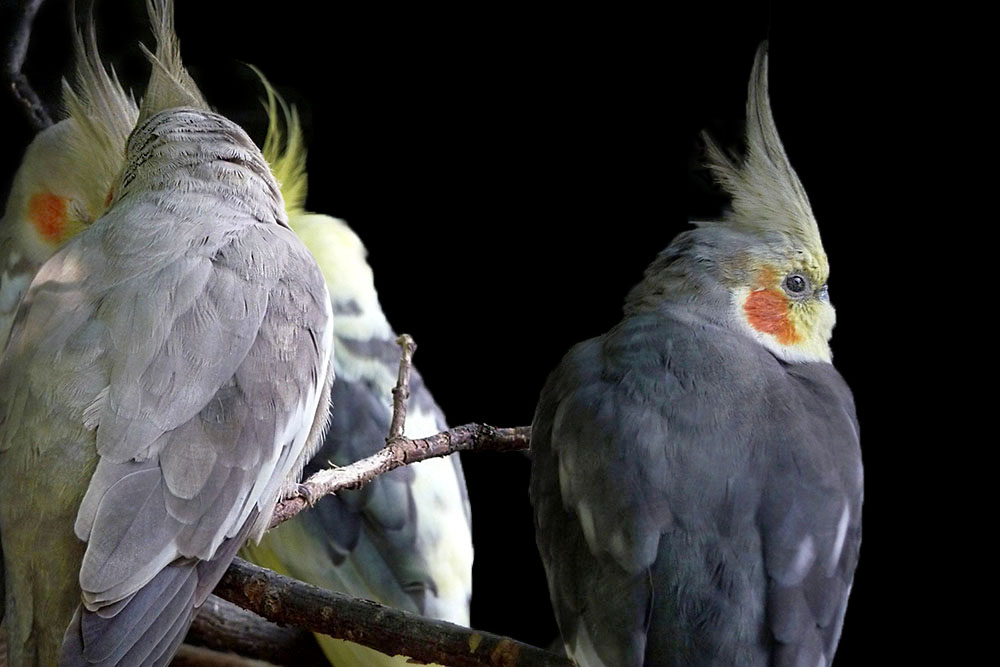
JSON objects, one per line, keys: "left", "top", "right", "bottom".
{"left": 744, "top": 289, "right": 800, "bottom": 345}
{"left": 28, "top": 192, "right": 68, "bottom": 243}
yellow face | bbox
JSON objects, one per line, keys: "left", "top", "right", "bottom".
{"left": 3, "top": 120, "right": 116, "bottom": 265}
{"left": 24, "top": 191, "right": 91, "bottom": 248}
{"left": 733, "top": 260, "right": 836, "bottom": 363}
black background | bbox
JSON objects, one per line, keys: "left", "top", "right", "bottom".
{"left": 0, "top": 1, "right": 949, "bottom": 664}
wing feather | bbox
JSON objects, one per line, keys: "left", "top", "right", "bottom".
{"left": 14, "top": 202, "right": 335, "bottom": 663}
{"left": 531, "top": 312, "right": 862, "bottom": 667}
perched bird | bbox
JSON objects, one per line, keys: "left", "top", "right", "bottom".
{"left": 529, "top": 44, "right": 862, "bottom": 667}
{"left": 0, "top": 0, "right": 138, "bottom": 642}
{"left": 0, "top": 2, "right": 334, "bottom": 665}
{"left": 241, "top": 82, "right": 473, "bottom": 666}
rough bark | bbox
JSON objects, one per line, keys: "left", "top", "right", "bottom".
{"left": 214, "top": 559, "right": 573, "bottom": 667}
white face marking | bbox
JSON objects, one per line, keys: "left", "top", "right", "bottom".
{"left": 728, "top": 284, "right": 835, "bottom": 365}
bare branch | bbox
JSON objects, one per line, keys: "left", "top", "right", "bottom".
{"left": 215, "top": 335, "right": 539, "bottom": 663}
{"left": 186, "top": 595, "right": 327, "bottom": 666}
{"left": 270, "top": 333, "right": 531, "bottom": 529}
{"left": 270, "top": 422, "right": 530, "bottom": 529}
{"left": 387, "top": 333, "right": 416, "bottom": 439}
{"left": 214, "top": 558, "right": 572, "bottom": 667}
{"left": 4, "top": 0, "right": 54, "bottom": 130}
{"left": 170, "top": 644, "right": 266, "bottom": 667}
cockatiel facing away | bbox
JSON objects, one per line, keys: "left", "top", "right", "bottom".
{"left": 241, "top": 83, "right": 473, "bottom": 666}
{"left": 529, "top": 44, "right": 862, "bottom": 667}
{"left": 0, "top": 2, "right": 334, "bottom": 665}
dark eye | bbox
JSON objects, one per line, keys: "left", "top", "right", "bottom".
{"left": 784, "top": 274, "right": 807, "bottom": 294}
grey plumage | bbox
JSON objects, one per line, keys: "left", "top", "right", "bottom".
{"left": 0, "top": 3, "right": 334, "bottom": 664}
{"left": 529, "top": 44, "right": 862, "bottom": 667}
{"left": 240, "top": 206, "right": 473, "bottom": 665}
{"left": 240, "top": 79, "right": 473, "bottom": 664}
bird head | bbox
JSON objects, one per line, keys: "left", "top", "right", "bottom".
{"left": 628, "top": 43, "right": 835, "bottom": 364}
{"left": 702, "top": 43, "right": 834, "bottom": 363}
{"left": 1, "top": 24, "right": 137, "bottom": 268}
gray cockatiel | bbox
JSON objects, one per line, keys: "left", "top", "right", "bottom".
{"left": 529, "top": 44, "right": 862, "bottom": 667}
{"left": 0, "top": 2, "right": 334, "bottom": 665}
{"left": 241, "top": 84, "right": 473, "bottom": 666}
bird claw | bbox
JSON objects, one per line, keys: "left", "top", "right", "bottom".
{"left": 297, "top": 483, "right": 320, "bottom": 506}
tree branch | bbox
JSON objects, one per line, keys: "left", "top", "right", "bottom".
{"left": 271, "top": 422, "right": 530, "bottom": 529}
{"left": 186, "top": 595, "right": 327, "bottom": 666}
{"left": 214, "top": 558, "right": 572, "bottom": 667}
{"left": 203, "top": 335, "right": 544, "bottom": 664}
{"left": 4, "top": 0, "right": 54, "bottom": 131}
{"left": 270, "top": 333, "right": 530, "bottom": 529}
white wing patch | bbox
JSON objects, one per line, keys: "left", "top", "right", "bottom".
{"left": 404, "top": 404, "right": 473, "bottom": 625}
{"left": 570, "top": 621, "right": 611, "bottom": 667}
{"left": 251, "top": 291, "right": 334, "bottom": 541}
{"left": 789, "top": 535, "right": 817, "bottom": 585}
{"left": 827, "top": 505, "right": 850, "bottom": 575}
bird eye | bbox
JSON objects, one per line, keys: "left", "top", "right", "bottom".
{"left": 784, "top": 274, "right": 807, "bottom": 294}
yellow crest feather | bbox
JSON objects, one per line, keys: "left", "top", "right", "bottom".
{"left": 59, "top": 14, "right": 139, "bottom": 218}
{"left": 702, "top": 42, "right": 826, "bottom": 271}
{"left": 253, "top": 66, "right": 308, "bottom": 215}
{"left": 137, "top": 0, "right": 208, "bottom": 124}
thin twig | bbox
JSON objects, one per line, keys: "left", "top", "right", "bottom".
{"left": 270, "top": 334, "right": 531, "bottom": 529}
{"left": 271, "top": 423, "right": 531, "bottom": 529}
{"left": 4, "top": 0, "right": 54, "bottom": 130}
{"left": 214, "top": 558, "right": 573, "bottom": 667}
{"left": 387, "top": 333, "right": 416, "bottom": 440}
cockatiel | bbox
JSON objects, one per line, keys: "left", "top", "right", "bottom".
{"left": 241, "top": 82, "right": 473, "bottom": 666}
{"left": 0, "top": 2, "right": 334, "bottom": 666}
{"left": 0, "top": 4, "right": 138, "bottom": 646}
{"left": 529, "top": 44, "right": 862, "bottom": 666}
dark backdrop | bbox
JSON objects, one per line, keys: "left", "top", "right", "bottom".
{"left": 1, "top": 1, "right": 941, "bottom": 664}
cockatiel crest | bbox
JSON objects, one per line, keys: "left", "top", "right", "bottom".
{"left": 700, "top": 43, "right": 834, "bottom": 363}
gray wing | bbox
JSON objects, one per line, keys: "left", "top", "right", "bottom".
{"left": 297, "top": 370, "right": 444, "bottom": 610}
{"left": 244, "top": 331, "right": 473, "bottom": 624}
{"left": 1, "top": 204, "right": 332, "bottom": 665}
{"left": 530, "top": 313, "right": 862, "bottom": 667}
{"left": 530, "top": 323, "right": 670, "bottom": 667}
{"left": 759, "top": 362, "right": 862, "bottom": 667}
